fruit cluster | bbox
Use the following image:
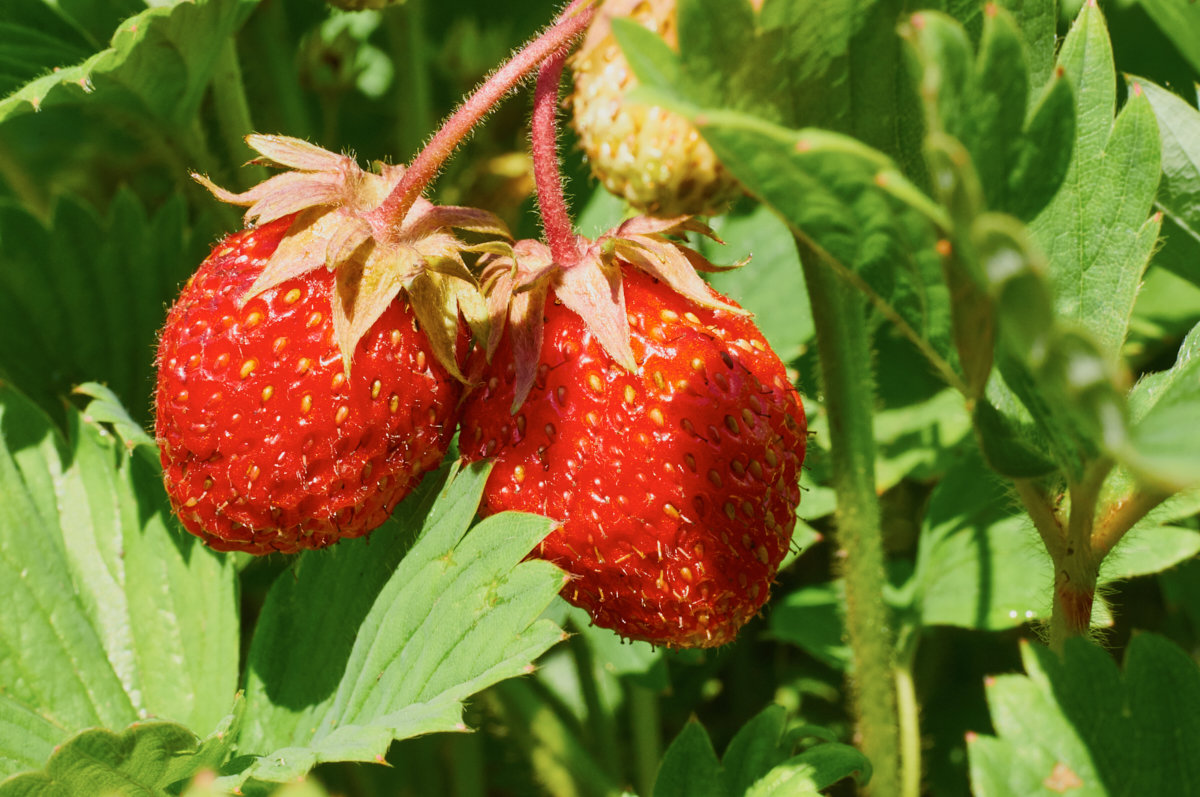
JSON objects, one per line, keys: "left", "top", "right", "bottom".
{"left": 154, "top": 0, "right": 806, "bottom": 648}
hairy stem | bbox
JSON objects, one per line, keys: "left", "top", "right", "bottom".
{"left": 1049, "top": 459, "right": 1112, "bottom": 650}
{"left": 532, "top": 42, "right": 582, "bottom": 264}
{"left": 1013, "top": 478, "right": 1065, "bottom": 559}
{"left": 371, "top": 2, "right": 596, "bottom": 229}
{"left": 1092, "top": 486, "right": 1169, "bottom": 559}
{"left": 797, "top": 237, "right": 900, "bottom": 795}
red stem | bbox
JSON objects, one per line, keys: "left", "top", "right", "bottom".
{"left": 532, "top": 44, "right": 582, "bottom": 264}
{"left": 369, "top": 2, "right": 597, "bottom": 232}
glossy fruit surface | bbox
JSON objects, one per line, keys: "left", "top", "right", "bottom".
{"left": 461, "top": 267, "right": 806, "bottom": 646}
{"left": 155, "top": 215, "right": 461, "bottom": 554}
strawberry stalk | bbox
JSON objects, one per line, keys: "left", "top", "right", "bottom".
{"left": 370, "top": 1, "right": 597, "bottom": 230}
{"left": 531, "top": 42, "right": 583, "bottom": 265}
{"left": 1050, "top": 459, "right": 1111, "bottom": 648}
{"left": 797, "top": 238, "right": 903, "bottom": 796}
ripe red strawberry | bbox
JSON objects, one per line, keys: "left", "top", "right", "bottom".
{"left": 460, "top": 264, "right": 806, "bottom": 648}
{"left": 155, "top": 215, "right": 462, "bottom": 554}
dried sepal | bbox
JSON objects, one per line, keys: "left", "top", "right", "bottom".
{"left": 509, "top": 278, "right": 551, "bottom": 412}
{"left": 609, "top": 236, "right": 745, "bottom": 315}
{"left": 194, "top": 170, "right": 347, "bottom": 226}
{"left": 612, "top": 214, "right": 722, "bottom": 243}
{"left": 325, "top": 217, "right": 373, "bottom": 268}
{"left": 332, "top": 244, "right": 422, "bottom": 375}
{"left": 241, "top": 210, "right": 346, "bottom": 303}
{"left": 407, "top": 272, "right": 468, "bottom": 383}
{"left": 409, "top": 205, "right": 514, "bottom": 239}
{"left": 246, "top": 134, "right": 350, "bottom": 172}
{"left": 554, "top": 255, "right": 637, "bottom": 372}
{"left": 681, "top": 246, "right": 748, "bottom": 274}
{"left": 196, "top": 133, "right": 512, "bottom": 380}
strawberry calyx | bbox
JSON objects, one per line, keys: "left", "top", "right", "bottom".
{"left": 194, "top": 134, "right": 510, "bottom": 381}
{"left": 480, "top": 215, "right": 748, "bottom": 411}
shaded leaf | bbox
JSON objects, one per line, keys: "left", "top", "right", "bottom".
{"left": 0, "top": 0, "right": 251, "bottom": 126}
{"left": 0, "top": 717, "right": 236, "bottom": 797}
{"left": 653, "top": 721, "right": 724, "bottom": 797}
{"left": 721, "top": 705, "right": 792, "bottom": 797}
{"left": 1137, "top": 0, "right": 1200, "bottom": 76}
{"left": 1120, "top": 319, "right": 1200, "bottom": 490}
{"left": 0, "top": 191, "right": 206, "bottom": 426}
{"left": 969, "top": 635, "right": 1200, "bottom": 796}
{"left": 912, "top": 450, "right": 1052, "bottom": 630}
{"left": 227, "top": 462, "right": 564, "bottom": 787}
{"left": 744, "top": 744, "right": 872, "bottom": 797}
{"left": 1028, "top": 3, "right": 1162, "bottom": 366}
{"left": 1139, "top": 79, "right": 1200, "bottom": 288}
{"left": 769, "top": 581, "right": 852, "bottom": 669}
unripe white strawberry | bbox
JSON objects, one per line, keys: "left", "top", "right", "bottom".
{"left": 569, "top": 0, "right": 743, "bottom": 217}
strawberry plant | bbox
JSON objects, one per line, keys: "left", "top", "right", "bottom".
{"left": 3, "top": 0, "right": 1200, "bottom": 795}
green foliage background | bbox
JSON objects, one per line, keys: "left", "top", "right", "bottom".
{"left": 2, "top": 0, "right": 1200, "bottom": 795}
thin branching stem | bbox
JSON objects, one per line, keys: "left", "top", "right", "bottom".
{"left": 531, "top": 43, "right": 583, "bottom": 264}
{"left": 1013, "top": 478, "right": 1065, "bottom": 559}
{"left": 797, "top": 236, "right": 902, "bottom": 796}
{"left": 370, "top": 2, "right": 596, "bottom": 229}
{"left": 1092, "top": 486, "right": 1170, "bottom": 559}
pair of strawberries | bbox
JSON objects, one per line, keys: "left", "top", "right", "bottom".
{"left": 155, "top": 0, "right": 806, "bottom": 649}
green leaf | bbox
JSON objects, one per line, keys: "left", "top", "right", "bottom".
{"left": 0, "top": 699, "right": 63, "bottom": 778}
{"left": 1028, "top": 2, "right": 1162, "bottom": 366}
{"left": 1120, "top": 319, "right": 1200, "bottom": 489}
{"left": 0, "top": 191, "right": 205, "bottom": 425}
{"left": 874, "top": 388, "right": 971, "bottom": 487}
{"left": 1138, "top": 79, "right": 1200, "bottom": 287}
{"left": 621, "top": 0, "right": 926, "bottom": 171}
{"left": 912, "top": 449, "right": 1052, "bottom": 630}
{"left": 653, "top": 721, "right": 725, "bottom": 797}
{"left": 995, "top": 0, "right": 1058, "bottom": 88}
{"left": 488, "top": 678, "right": 624, "bottom": 797}
{"left": 1137, "top": 0, "right": 1200, "bottom": 75}
{"left": 1126, "top": 260, "right": 1200, "bottom": 367}
{"left": 0, "top": 0, "right": 97, "bottom": 97}
{"left": 1100, "top": 525, "right": 1200, "bottom": 581}
{"left": 969, "top": 635, "right": 1200, "bottom": 796}
{"left": 721, "top": 705, "right": 791, "bottom": 797}
{"left": 0, "top": 383, "right": 238, "bottom": 781}
{"left": 903, "top": 7, "right": 1073, "bottom": 221}
{"left": 0, "top": 721, "right": 221, "bottom": 796}
{"left": 74, "top": 382, "right": 155, "bottom": 451}
{"left": 769, "top": 581, "right": 852, "bottom": 669}
{"left": 227, "top": 462, "right": 564, "bottom": 787}
{"left": 0, "top": 0, "right": 252, "bottom": 127}
{"left": 971, "top": 394, "right": 1057, "bottom": 477}
{"left": 609, "top": 18, "right": 683, "bottom": 108}
{"left": 744, "top": 744, "right": 871, "bottom": 797}
{"left": 650, "top": 111, "right": 958, "bottom": 391}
